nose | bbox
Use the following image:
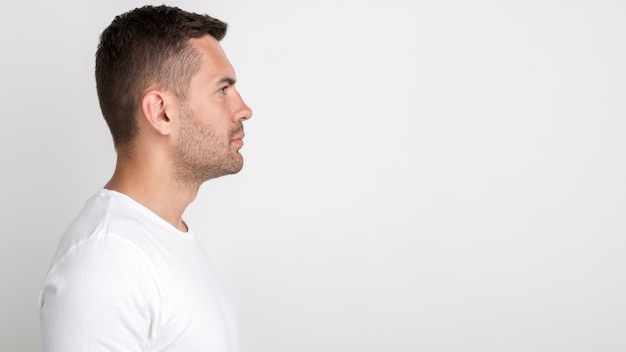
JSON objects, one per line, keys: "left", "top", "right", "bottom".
{"left": 234, "top": 92, "right": 253, "bottom": 122}
{"left": 240, "top": 100, "right": 253, "bottom": 121}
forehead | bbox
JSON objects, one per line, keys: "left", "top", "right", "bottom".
{"left": 188, "top": 35, "right": 235, "bottom": 80}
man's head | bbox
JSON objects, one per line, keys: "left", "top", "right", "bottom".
{"left": 96, "top": 6, "right": 252, "bottom": 184}
{"left": 95, "top": 5, "right": 227, "bottom": 149}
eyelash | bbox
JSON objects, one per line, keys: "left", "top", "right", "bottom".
{"left": 219, "top": 86, "right": 228, "bottom": 95}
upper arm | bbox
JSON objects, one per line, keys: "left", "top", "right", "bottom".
{"left": 40, "top": 234, "right": 161, "bottom": 352}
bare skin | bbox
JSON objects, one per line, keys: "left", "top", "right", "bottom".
{"left": 105, "top": 35, "right": 253, "bottom": 232}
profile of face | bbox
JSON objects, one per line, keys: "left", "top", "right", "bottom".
{"left": 173, "top": 35, "right": 253, "bottom": 184}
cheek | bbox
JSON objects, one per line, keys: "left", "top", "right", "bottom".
{"left": 200, "top": 100, "right": 230, "bottom": 123}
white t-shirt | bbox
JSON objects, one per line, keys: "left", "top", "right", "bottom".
{"left": 39, "top": 189, "right": 238, "bottom": 352}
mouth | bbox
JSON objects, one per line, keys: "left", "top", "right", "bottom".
{"left": 231, "top": 131, "right": 245, "bottom": 147}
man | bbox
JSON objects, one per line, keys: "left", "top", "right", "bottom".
{"left": 39, "top": 5, "right": 252, "bottom": 351}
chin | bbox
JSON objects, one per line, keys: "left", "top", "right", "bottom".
{"left": 216, "top": 158, "right": 244, "bottom": 178}
{"left": 229, "top": 161, "right": 244, "bottom": 175}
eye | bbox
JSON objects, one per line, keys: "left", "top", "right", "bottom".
{"left": 218, "top": 86, "right": 228, "bottom": 95}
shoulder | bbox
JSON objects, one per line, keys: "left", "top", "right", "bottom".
{"left": 43, "top": 190, "right": 164, "bottom": 296}
{"left": 50, "top": 189, "right": 161, "bottom": 265}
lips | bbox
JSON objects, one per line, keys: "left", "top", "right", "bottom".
{"left": 231, "top": 130, "right": 245, "bottom": 146}
{"left": 230, "top": 122, "right": 245, "bottom": 147}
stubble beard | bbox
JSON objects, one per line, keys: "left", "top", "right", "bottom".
{"left": 173, "top": 106, "right": 244, "bottom": 188}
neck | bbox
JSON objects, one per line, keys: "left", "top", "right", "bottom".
{"left": 105, "top": 152, "right": 200, "bottom": 232}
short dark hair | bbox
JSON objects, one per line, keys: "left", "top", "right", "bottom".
{"left": 95, "top": 5, "right": 227, "bottom": 148}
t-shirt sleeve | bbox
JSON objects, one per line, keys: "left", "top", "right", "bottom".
{"left": 39, "top": 234, "right": 161, "bottom": 352}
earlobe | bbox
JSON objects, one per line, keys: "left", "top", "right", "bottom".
{"left": 141, "top": 91, "right": 173, "bottom": 136}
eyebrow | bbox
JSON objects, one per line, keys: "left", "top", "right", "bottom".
{"left": 216, "top": 77, "right": 236, "bottom": 86}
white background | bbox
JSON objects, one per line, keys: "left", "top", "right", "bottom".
{"left": 1, "top": 0, "right": 625, "bottom": 351}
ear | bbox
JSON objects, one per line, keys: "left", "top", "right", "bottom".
{"left": 140, "top": 91, "right": 175, "bottom": 136}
